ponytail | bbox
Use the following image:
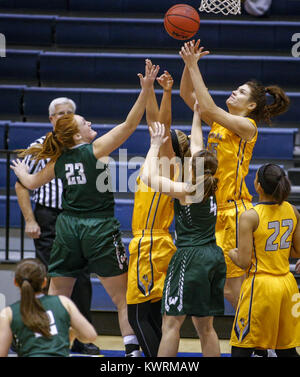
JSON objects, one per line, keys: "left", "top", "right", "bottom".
{"left": 15, "top": 259, "right": 51, "bottom": 338}
{"left": 265, "top": 85, "right": 290, "bottom": 123}
{"left": 16, "top": 114, "right": 79, "bottom": 162}
{"left": 246, "top": 80, "right": 290, "bottom": 125}
{"left": 191, "top": 149, "right": 218, "bottom": 201}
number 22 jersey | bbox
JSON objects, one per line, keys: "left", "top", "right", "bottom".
{"left": 248, "top": 201, "right": 297, "bottom": 275}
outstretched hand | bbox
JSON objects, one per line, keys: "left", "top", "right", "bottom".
{"left": 138, "top": 59, "right": 160, "bottom": 89}
{"left": 179, "top": 39, "right": 210, "bottom": 66}
{"left": 10, "top": 159, "right": 29, "bottom": 178}
{"left": 157, "top": 70, "right": 174, "bottom": 92}
{"left": 149, "top": 122, "right": 169, "bottom": 147}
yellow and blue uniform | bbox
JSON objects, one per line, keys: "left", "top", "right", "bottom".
{"left": 207, "top": 118, "right": 257, "bottom": 278}
{"left": 126, "top": 172, "right": 176, "bottom": 304}
{"left": 230, "top": 201, "right": 300, "bottom": 349}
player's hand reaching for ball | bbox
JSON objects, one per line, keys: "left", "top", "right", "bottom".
{"left": 150, "top": 122, "right": 169, "bottom": 148}
{"left": 138, "top": 59, "right": 160, "bottom": 90}
{"left": 180, "top": 39, "right": 210, "bottom": 66}
{"left": 157, "top": 70, "right": 174, "bottom": 92}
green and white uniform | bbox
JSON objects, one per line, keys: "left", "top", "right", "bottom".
{"left": 162, "top": 196, "right": 226, "bottom": 317}
{"left": 48, "top": 143, "right": 128, "bottom": 278}
{"left": 10, "top": 295, "right": 70, "bottom": 357}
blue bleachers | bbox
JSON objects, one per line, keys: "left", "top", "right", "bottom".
{"left": 0, "top": 50, "right": 39, "bottom": 84}
{"left": 38, "top": 52, "right": 300, "bottom": 89}
{"left": 0, "top": 13, "right": 299, "bottom": 52}
{"left": 4, "top": 122, "right": 298, "bottom": 159}
{"left": 54, "top": 17, "right": 300, "bottom": 53}
{"left": 1, "top": 0, "right": 300, "bottom": 16}
{"left": 0, "top": 14, "right": 55, "bottom": 46}
{"left": 0, "top": 121, "right": 9, "bottom": 149}
{"left": 0, "top": 85, "right": 24, "bottom": 120}
{"left": 7, "top": 123, "right": 52, "bottom": 150}
{"left": 0, "top": 0, "right": 69, "bottom": 11}
{"left": 1, "top": 50, "right": 298, "bottom": 90}
{"left": 0, "top": 85, "right": 299, "bottom": 125}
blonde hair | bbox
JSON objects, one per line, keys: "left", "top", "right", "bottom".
{"left": 17, "top": 114, "right": 79, "bottom": 162}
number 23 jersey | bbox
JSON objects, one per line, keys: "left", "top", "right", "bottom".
{"left": 54, "top": 143, "right": 115, "bottom": 216}
{"left": 249, "top": 201, "right": 297, "bottom": 275}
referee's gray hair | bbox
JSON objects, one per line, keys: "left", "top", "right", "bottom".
{"left": 48, "top": 97, "right": 76, "bottom": 116}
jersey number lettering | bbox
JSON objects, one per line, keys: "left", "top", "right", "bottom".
{"left": 35, "top": 310, "right": 58, "bottom": 337}
{"left": 209, "top": 196, "right": 217, "bottom": 216}
{"left": 65, "top": 163, "right": 87, "bottom": 185}
{"left": 265, "top": 219, "right": 293, "bottom": 251}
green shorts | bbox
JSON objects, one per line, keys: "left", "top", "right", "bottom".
{"left": 162, "top": 242, "right": 226, "bottom": 317}
{"left": 48, "top": 213, "right": 128, "bottom": 278}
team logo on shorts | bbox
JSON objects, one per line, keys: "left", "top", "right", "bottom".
{"left": 113, "top": 233, "right": 128, "bottom": 270}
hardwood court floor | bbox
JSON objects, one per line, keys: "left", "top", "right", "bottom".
{"left": 94, "top": 336, "right": 300, "bottom": 357}
{"left": 94, "top": 336, "right": 232, "bottom": 355}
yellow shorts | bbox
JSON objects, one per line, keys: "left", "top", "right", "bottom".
{"left": 230, "top": 272, "right": 300, "bottom": 350}
{"left": 216, "top": 199, "right": 253, "bottom": 278}
{"left": 126, "top": 230, "right": 176, "bottom": 305}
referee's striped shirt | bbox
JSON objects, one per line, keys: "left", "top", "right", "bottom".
{"left": 23, "top": 135, "right": 63, "bottom": 209}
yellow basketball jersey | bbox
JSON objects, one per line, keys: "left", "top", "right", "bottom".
{"left": 248, "top": 201, "right": 297, "bottom": 275}
{"left": 127, "top": 170, "right": 176, "bottom": 303}
{"left": 207, "top": 118, "right": 257, "bottom": 205}
{"left": 131, "top": 174, "right": 174, "bottom": 233}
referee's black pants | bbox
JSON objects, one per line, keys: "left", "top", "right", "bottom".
{"left": 33, "top": 204, "right": 93, "bottom": 323}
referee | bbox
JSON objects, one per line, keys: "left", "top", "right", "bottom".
{"left": 14, "top": 97, "right": 100, "bottom": 355}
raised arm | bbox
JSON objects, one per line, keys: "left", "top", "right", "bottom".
{"left": 190, "top": 101, "right": 204, "bottom": 156}
{"left": 141, "top": 122, "right": 189, "bottom": 200}
{"left": 180, "top": 41, "right": 256, "bottom": 141}
{"left": 156, "top": 70, "right": 175, "bottom": 159}
{"left": 10, "top": 159, "right": 55, "bottom": 190}
{"left": 92, "top": 60, "right": 160, "bottom": 159}
{"left": 180, "top": 39, "right": 205, "bottom": 111}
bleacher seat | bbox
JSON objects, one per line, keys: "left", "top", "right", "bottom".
{"left": 0, "top": 158, "right": 17, "bottom": 189}
{"left": 253, "top": 128, "right": 298, "bottom": 160}
{"left": 270, "top": 0, "right": 300, "bottom": 15}
{"left": 0, "top": 13, "right": 56, "bottom": 46}
{"left": 1, "top": 0, "right": 300, "bottom": 16}
{"left": 288, "top": 168, "right": 300, "bottom": 186}
{"left": 0, "top": 85, "right": 25, "bottom": 121}
{"left": 5, "top": 122, "right": 297, "bottom": 159}
{"left": 0, "top": 195, "right": 21, "bottom": 227}
{"left": 0, "top": 0, "right": 69, "bottom": 11}
{"left": 21, "top": 87, "right": 300, "bottom": 125}
{"left": 0, "top": 50, "right": 39, "bottom": 85}
{"left": 39, "top": 52, "right": 300, "bottom": 90}
{"left": 7, "top": 122, "right": 52, "bottom": 150}
{"left": 0, "top": 121, "right": 9, "bottom": 149}
{"left": 68, "top": 0, "right": 199, "bottom": 13}
{"left": 0, "top": 196, "right": 138, "bottom": 230}
{"left": 54, "top": 17, "right": 300, "bottom": 53}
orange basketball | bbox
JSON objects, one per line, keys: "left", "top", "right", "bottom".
{"left": 164, "top": 4, "right": 200, "bottom": 40}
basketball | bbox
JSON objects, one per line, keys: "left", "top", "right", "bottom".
{"left": 164, "top": 4, "right": 200, "bottom": 40}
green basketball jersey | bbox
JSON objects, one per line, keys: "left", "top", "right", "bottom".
{"left": 10, "top": 295, "right": 70, "bottom": 357}
{"left": 174, "top": 195, "right": 217, "bottom": 247}
{"left": 54, "top": 143, "right": 114, "bottom": 217}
